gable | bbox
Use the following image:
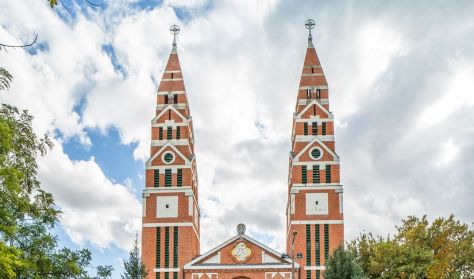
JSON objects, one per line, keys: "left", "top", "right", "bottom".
{"left": 296, "top": 100, "right": 332, "bottom": 119}
{"left": 146, "top": 142, "right": 191, "bottom": 167}
{"left": 185, "top": 234, "right": 298, "bottom": 270}
{"left": 153, "top": 105, "right": 188, "bottom": 124}
{"left": 293, "top": 137, "right": 339, "bottom": 162}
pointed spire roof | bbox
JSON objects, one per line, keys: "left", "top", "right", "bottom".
{"left": 300, "top": 19, "right": 327, "bottom": 87}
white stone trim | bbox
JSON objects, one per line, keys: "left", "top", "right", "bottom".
{"left": 301, "top": 73, "right": 325, "bottom": 77}
{"left": 146, "top": 142, "right": 191, "bottom": 167}
{"left": 185, "top": 264, "right": 295, "bottom": 270}
{"left": 295, "top": 135, "right": 334, "bottom": 142}
{"left": 290, "top": 184, "right": 343, "bottom": 193}
{"left": 184, "top": 234, "right": 298, "bottom": 269}
{"left": 292, "top": 136, "right": 339, "bottom": 162}
{"left": 151, "top": 139, "right": 190, "bottom": 147}
{"left": 290, "top": 220, "right": 343, "bottom": 225}
{"left": 146, "top": 164, "right": 192, "bottom": 170}
{"left": 161, "top": 78, "right": 183, "bottom": 81}
{"left": 156, "top": 103, "right": 187, "bottom": 110}
{"left": 296, "top": 99, "right": 332, "bottom": 120}
{"left": 292, "top": 161, "right": 339, "bottom": 166}
{"left": 304, "top": 266, "right": 326, "bottom": 271}
{"left": 164, "top": 70, "right": 181, "bottom": 74}
{"left": 299, "top": 86, "right": 328, "bottom": 90}
{"left": 157, "top": 90, "right": 185, "bottom": 95}
{"left": 152, "top": 105, "right": 188, "bottom": 123}
{"left": 153, "top": 268, "right": 180, "bottom": 272}
{"left": 152, "top": 122, "right": 189, "bottom": 128}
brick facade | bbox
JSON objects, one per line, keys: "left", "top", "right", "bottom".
{"left": 142, "top": 28, "right": 343, "bottom": 279}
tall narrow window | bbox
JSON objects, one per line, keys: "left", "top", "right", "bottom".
{"left": 165, "top": 169, "right": 172, "bottom": 187}
{"left": 311, "top": 67, "right": 314, "bottom": 74}
{"left": 316, "top": 271, "right": 320, "bottom": 279}
{"left": 315, "top": 224, "right": 320, "bottom": 266}
{"left": 156, "top": 228, "right": 161, "bottom": 268}
{"left": 313, "top": 165, "right": 320, "bottom": 183}
{"left": 154, "top": 169, "right": 160, "bottom": 187}
{"left": 164, "top": 95, "right": 168, "bottom": 104}
{"left": 167, "top": 127, "right": 172, "bottom": 140}
{"left": 168, "top": 110, "right": 171, "bottom": 120}
{"left": 303, "top": 122, "right": 308, "bottom": 136}
{"left": 322, "top": 122, "right": 327, "bottom": 135}
{"left": 176, "top": 127, "right": 181, "bottom": 140}
{"left": 165, "top": 273, "right": 169, "bottom": 279}
{"left": 302, "top": 166, "right": 307, "bottom": 184}
{"left": 306, "top": 271, "right": 311, "bottom": 279}
{"left": 174, "top": 94, "right": 178, "bottom": 104}
{"left": 306, "top": 224, "right": 311, "bottom": 266}
{"left": 325, "top": 165, "right": 331, "bottom": 183}
{"left": 173, "top": 227, "right": 178, "bottom": 268}
{"left": 164, "top": 227, "right": 170, "bottom": 268}
{"left": 159, "top": 127, "right": 163, "bottom": 140}
{"left": 312, "top": 122, "right": 317, "bottom": 135}
{"left": 306, "top": 88, "right": 312, "bottom": 99}
{"left": 316, "top": 89, "right": 321, "bottom": 99}
{"left": 324, "top": 224, "right": 329, "bottom": 261}
{"left": 313, "top": 105, "right": 316, "bottom": 116}
{"left": 177, "top": 169, "right": 183, "bottom": 187}
{"left": 171, "top": 73, "right": 174, "bottom": 79}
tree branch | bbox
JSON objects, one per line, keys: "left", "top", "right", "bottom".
{"left": 0, "top": 34, "right": 38, "bottom": 51}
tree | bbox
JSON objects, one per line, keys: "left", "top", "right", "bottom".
{"left": 324, "top": 247, "right": 365, "bottom": 279}
{"left": 0, "top": 104, "right": 115, "bottom": 278}
{"left": 348, "top": 215, "right": 474, "bottom": 279}
{"left": 121, "top": 235, "right": 148, "bottom": 279}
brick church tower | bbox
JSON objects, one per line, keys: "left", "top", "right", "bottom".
{"left": 285, "top": 20, "right": 344, "bottom": 279}
{"left": 142, "top": 25, "right": 200, "bottom": 279}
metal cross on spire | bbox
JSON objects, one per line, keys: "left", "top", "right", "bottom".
{"left": 305, "top": 19, "right": 315, "bottom": 48}
{"left": 305, "top": 19, "right": 315, "bottom": 35}
{"left": 170, "top": 24, "right": 180, "bottom": 45}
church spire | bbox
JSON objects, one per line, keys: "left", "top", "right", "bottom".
{"left": 285, "top": 19, "right": 344, "bottom": 278}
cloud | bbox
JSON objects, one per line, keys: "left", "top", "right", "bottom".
{"left": 37, "top": 141, "right": 142, "bottom": 250}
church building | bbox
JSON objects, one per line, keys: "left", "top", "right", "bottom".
{"left": 141, "top": 20, "right": 344, "bottom": 279}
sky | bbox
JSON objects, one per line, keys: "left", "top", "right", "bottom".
{"left": 1, "top": 0, "right": 474, "bottom": 277}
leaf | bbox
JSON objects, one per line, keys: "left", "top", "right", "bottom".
{"left": 0, "top": 68, "right": 13, "bottom": 91}
{"left": 49, "top": 0, "right": 58, "bottom": 8}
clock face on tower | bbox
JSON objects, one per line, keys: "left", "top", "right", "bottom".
{"left": 230, "top": 242, "right": 252, "bottom": 262}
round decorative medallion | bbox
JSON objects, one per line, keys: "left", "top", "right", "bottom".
{"left": 309, "top": 147, "right": 323, "bottom": 160}
{"left": 162, "top": 152, "right": 175, "bottom": 164}
{"left": 230, "top": 241, "right": 252, "bottom": 262}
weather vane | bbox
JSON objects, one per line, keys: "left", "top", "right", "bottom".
{"left": 305, "top": 19, "right": 315, "bottom": 36}
{"left": 170, "top": 24, "right": 180, "bottom": 47}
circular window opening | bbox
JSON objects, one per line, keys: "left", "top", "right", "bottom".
{"left": 162, "top": 152, "right": 175, "bottom": 164}
{"left": 309, "top": 147, "right": 323, "bottom": 160}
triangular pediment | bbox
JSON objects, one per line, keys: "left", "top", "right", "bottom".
{"left": 296, "top": 99, "right": 332, "bottom": 119}
{"left": 293, "top": 136, "right": 339, "bottom": 162}
{"left": 184, "top": 234, "right": 298, "bottom": 270}
{"left": 146, "top": 142, "right": 192, "bottom": 167}
{"left": 153, "top": 105, "right": 188, "bottom": 124}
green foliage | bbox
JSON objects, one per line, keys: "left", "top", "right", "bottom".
{"left": 121, "top": 236, "right": 149, "bottom": 279}
{"left": 0, "top": 68, "right": 13, "bottom": 91}
{"left": 0, "top": 104, "right": 111, "bottom": 278}
{"left": 324, "top": 247, "right": 365, "bottom": 279}
{"left": 348, "top": 215, "right": 474, "bottom": 279}
{"left": 96, "top": 265, "right": 114, "bottom": 278}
